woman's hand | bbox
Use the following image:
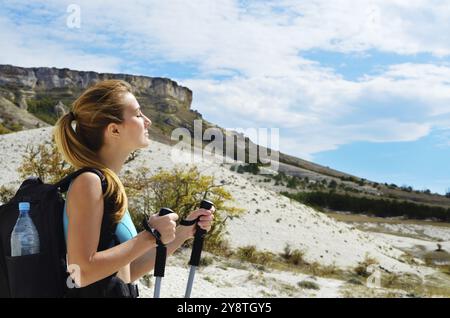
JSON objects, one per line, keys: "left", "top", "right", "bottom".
{"left": 148, "top": 212, "right": 179, "bottom": 245}
{"left": 182, "top": 206, "right": 215, "bottom": 239}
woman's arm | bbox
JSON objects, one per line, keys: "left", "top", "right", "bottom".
{"left": 66, "top": 172, "right": 176, "bottom": 287}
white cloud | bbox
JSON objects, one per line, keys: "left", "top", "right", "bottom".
{"left": 1, "top": 0, "right": 450, "bottom": 159}
{"left": 0, "top": 15, "right": 121, "bottom": 72}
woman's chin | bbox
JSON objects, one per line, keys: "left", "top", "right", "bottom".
{"left": 141, "top": 137, "right": 151, "bottom": 147}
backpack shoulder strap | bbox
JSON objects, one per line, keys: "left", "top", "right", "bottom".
{"left": 54, "top": 167, "right": 107, "bottom": 194}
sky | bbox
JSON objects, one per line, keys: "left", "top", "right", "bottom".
{"left": 1, "top": 0, "right": 450, "bottom": 194}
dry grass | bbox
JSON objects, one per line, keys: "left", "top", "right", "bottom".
{"left": 326, "top": 211, "right": 450, "bottom": 229}
{"left": 232, "top": 244, "right": 346, "bottom": 281}
{"left": 353, "top": 254, "right": 379, "bottom": 277}
{"left": 298, "top": 280, "right": 320, "bottom": 290}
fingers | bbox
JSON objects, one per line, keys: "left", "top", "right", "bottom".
{"left": 197, "top": 213, "right": 214, "bottom": 231}
{"left": 191, "top": 208, "right": 214, "bottom": 219}
{"left": 197, "top": 221, "right": 212, "bottom": 230}
{"left": 148, "top": 213, "right": 178, "bottom": 244}
{"left": 198, "top": 214, "right": 214, "bottom": 222}
{"left": 168, "top": 212, "right": 179, "bottom": 222}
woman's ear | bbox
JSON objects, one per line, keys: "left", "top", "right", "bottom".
{"left": 106, "top": 122, "right": 121, "bottom": 138}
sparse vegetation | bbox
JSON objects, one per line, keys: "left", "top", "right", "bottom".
{"left": 17, "top": 138, "right": 76, "bottom": 184}
{"left": 235, "top": 163, "right": 260, "bottom": 175}
{"left": 230, "top": 244, "right": 346, "bottom": 281}
{"left": 329, "top": 180, "right": 338, "bottom": 189}
{"left": 236, "top": 246, "right": 275, "bottom": 265}
{"left": 280, "top": 244, "right": 306, "bottom": 266}
{"left": 282, "top": 191, "right": 450, "bottom": 222}
{"left": 0, "top": 185, "right": 15, "bottom": 204}
{"left": 354, "top": 254, "right": 379, "bottom": 277}
{"left": 140, "top": 274, "right": 153, "bottom": 288}
{"left": 0, "top": 122, "right": 12, "bottom": 134}
{"left": 203, "top": 276, "right": 215, "bottom": 283}
{"left": 3, "top": 116, "right": 450, "bottom": 298}
{"left": 298, "top": 280, "right": 320, "bottom": 290}
{"left": 124, "top": 150, "right": 140, "bottom": 164}
{"left": 27, "top": 97, "right": 59, "bottom": 125}
{"left": 16, "top": 138, "right": 138, "bottom": 184}
{"left": 200, "top": 255, "right": 215, "bottom": 267}
{"left": 286, "top": 176, "right": 300, "bottom": 189}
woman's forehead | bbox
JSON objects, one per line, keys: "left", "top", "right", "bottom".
{"left": 122, "top": 93, "right": 140, "bottom": 112}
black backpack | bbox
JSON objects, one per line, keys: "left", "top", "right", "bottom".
{"left": 0, "top": 167, "right": 107, "bottom": 298}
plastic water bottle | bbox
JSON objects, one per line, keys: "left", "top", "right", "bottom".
{"left": 10, "top": 202, "right": 40, "bottom": 256}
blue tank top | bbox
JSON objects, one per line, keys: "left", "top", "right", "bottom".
{"left": 63, "top": 181, "right": 137, "bottom": 246}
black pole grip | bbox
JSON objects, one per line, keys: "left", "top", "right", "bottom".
{"left": 154, "top": 207, "right": 174, "bottom": 277}
{"left": 188, "top": 200, "right": 214, "bottom": 266}
{"left": 159, "top": 207, "right": 174, "bottom": 216}
{"left": 154, "top": 245, "right": 167, "bottom": 277}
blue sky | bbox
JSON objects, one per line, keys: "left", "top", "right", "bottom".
{"left": 314, "top": 129, "right": 450, "bottom": 193}
{"left": 1, "top": 0, "right": 450, "bottom": 194}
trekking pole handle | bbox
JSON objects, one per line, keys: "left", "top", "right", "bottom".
{"left": 189, "top": 200, "right": 214, "bottom": 267}
{"left": 154, "top": 207, "right": 174, "bottom": 242}
{"left": 154, "top": 207, "right": 175, "bottom": 277}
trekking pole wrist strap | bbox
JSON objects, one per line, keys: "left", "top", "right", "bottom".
{"left": 179, "top": 218, "right": 197, "bottom": 226}
{"left": 142, "top": 219, "right": 164, "bottom": 246}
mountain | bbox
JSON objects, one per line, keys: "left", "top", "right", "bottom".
{"left": 0, "top": 64, "right": 197, "bottom": 144}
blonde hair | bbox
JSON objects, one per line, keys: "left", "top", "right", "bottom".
{"left": 53, "top": 79, "right": 133, "bottom": 223}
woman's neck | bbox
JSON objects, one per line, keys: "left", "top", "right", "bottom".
{"left": 97, "top": 145, "right": 131, "bottom": 175}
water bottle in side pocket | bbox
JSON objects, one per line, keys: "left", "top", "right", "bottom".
{"left": 10, "top": 202, "right": 40, "bottom": 257}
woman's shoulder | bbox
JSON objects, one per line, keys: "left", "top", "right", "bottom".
{"left": 68, "top": 171, "right": 104, "bottom": 201}
{"left": 66, "top": 171, "right": 105, "bottom": 224}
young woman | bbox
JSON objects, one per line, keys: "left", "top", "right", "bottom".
{"left": 53, "top": 79, "right": 214, "bottom": 297}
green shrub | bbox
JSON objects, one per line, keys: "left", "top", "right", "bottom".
{"left": 282, "top": 190, "right": 450, "bottom": 222}
{"left": 287, "top": 177, "right": 300, "bottom": 189}
{"left": 298, "top": 280, "right": 320, "bottom": 290}
{"left": 122, "top": 166, "right": 244, "bottom": 254}
{"left": 329, "top": 180, "right": 337, "bottom": 189}
{"left": 27, "top": 97, "right": 59, "bottom": 125}
{"left": 0, "top": 122, "right": 11, "bottom": 134}
{"left": 17, "top": 138, "right": 75, "bottom": 184}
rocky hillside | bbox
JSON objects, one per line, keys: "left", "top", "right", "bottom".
{"left": 0, "top": 64, "right": 197, "bottom": 143}
{"left": 1, "top": 127, "right": 449, "bottom": 297}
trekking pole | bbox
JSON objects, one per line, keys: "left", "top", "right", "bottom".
{"left": 184, "top": 199, "right": 214, "bottom": 298}
{"left": 153, "top": 207, "right": 175, "bottom": 298}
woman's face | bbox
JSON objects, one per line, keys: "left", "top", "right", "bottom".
{"left": 119, "top": 92, "right": 152, "bottom": 151}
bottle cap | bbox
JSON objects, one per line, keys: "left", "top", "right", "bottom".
{"left": 19, "top": 202, "right": 30, "bottom": 211}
